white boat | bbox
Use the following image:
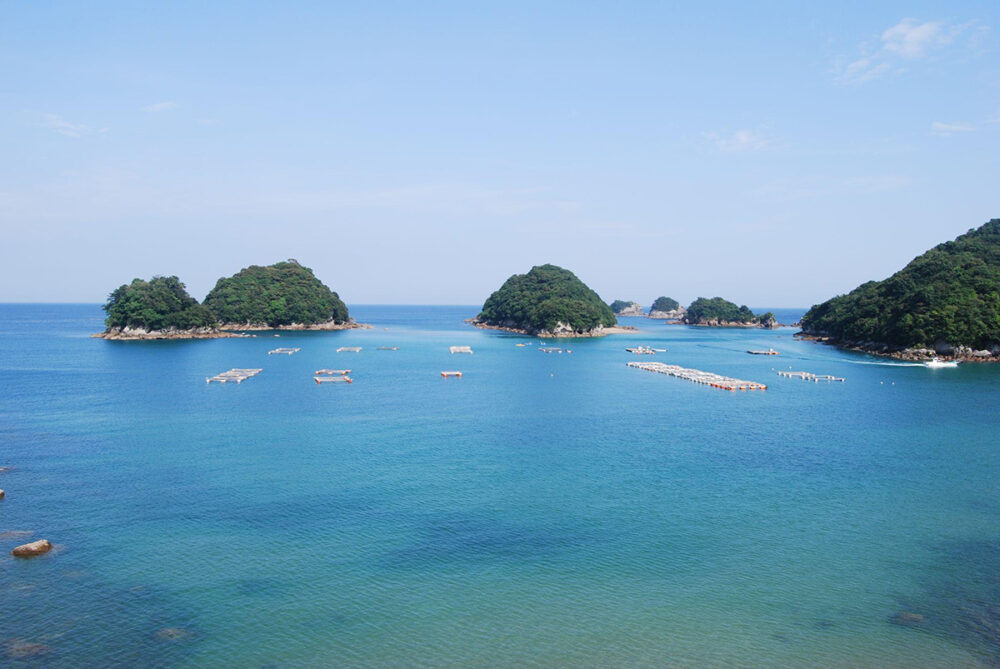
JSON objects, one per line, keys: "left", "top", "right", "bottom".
{"left": 925, "top": 357, "right": 959, "bottom": 368}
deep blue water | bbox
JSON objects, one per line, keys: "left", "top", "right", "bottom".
{"left": 1, "top": 304, "right": 999, "bottom": 667}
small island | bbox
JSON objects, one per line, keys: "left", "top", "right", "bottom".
{"left": 95, "top": 260, "right": 369, "bottom": 340}
{"left": 205, "top": 260, "right": 368, "bottom": 331}
{"left": 473, "top": 264, "right": 633, "bottom": 337}
{"left": 648, "top": 296, "right": 686, "bottom": 320}
{"left": 683, "top": 297, "right": 777, "bottom": 328}
{"left": 799, "top": 219, "right": 1000, "bottom": 361}
{"left": 96, "top": 276, "right": 237, "bottom": 340}
{"left": 610, "top": 300, "right": 644, "bottom": 317}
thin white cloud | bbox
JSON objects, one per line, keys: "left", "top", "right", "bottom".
{"left": 142, "top": 101, "right": 179, "bottom": 112}
{"left": 41, "top": 113, "right": 92, "bottom": 138}
{"left": 931, "top": 121, "right": 976, "bottom": 135}
{"left": 703, "top": 129, "right": 770, "bottom": 153}
{"left": 838, "top": 18, "right": 984, "bottom": 83}
{"left": 882, "top": 19, "right": 952, "bottom": 58}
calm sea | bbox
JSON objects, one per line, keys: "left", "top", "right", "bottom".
{"left": 1, "top": 304, "right": 998, "bottom": 667}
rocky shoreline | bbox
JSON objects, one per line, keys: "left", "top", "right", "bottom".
{"left": 795, "top": 332, "right": 1000, "bottom": 362}
{"left": 217, "top": 320, "right": 373, "bottom": 332}
{"left": 470, "top": 320, "right": 639, "bottom": 338}
{"left": 94, "top": 319, "right": 372, "bottom": 340}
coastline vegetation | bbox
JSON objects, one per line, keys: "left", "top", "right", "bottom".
{"left": 476, "top": 264, "right": 617, "bottom": 334}
{"left": 801, "top": 219, "right": 1000, "bottom": 349}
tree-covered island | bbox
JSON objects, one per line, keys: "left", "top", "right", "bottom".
{"left": 683, "top": 297, "right": 777, "bottom": 328}
{"left": 650, "top": 296, "right": 679, "bottom": 312}
{"left": 204, "top": 260, "right": 360, "bottom": 329}
{"left": 648, "top": 296, "right": 685, "bottom": 319}
{"left": 97, "top": 276, "right": 234, "bottom": 339}
{"left": 95, "top": 260, "right": 369, "bottom": 340}
{"left": 800, "top": 219, "right": 1000, "bottom": 360}
{"left": 474, "top": 264, "right": 626, "bottom": 337}
{"left": 610, "top": 300, "right": 644, "bottom": 316}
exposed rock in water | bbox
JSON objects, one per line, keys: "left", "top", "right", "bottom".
{"left": 10, "top": 539, "right": 52, "bottom": 557}
{"left": 0, "top": 489, "right": 4, "bottom": 499}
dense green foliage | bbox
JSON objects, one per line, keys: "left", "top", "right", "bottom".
{"left": 477, "top": 264, "right": 617, "bottom": 333}
{"left": 204, "top": 261, "right": 349, "bottom": 326}
{"left": 103, "top": 276, "right": 216, "bottom": 330}
{"left": 610, "top": 299, "right": 639, "bottom": 314}
{"left": 684, "top": 297, "right": 773, "bottom": 326}
{"left": 802, "top": 219, "right": 1000, "bottom": 348}
{"left": 650, "top": 296, "right": 680, "bottom": 312}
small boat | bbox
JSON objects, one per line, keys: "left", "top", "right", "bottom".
{"left": 925, "top": 357, "right": 959, "bottom": 368}
{"left": 626, "top": 346, "right": 660, "bottom": 355}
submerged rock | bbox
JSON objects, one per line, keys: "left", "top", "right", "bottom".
{"left": 155, "top": 627, "right": 194, "bottom": 641}
{"left": 890, "top": 610, "right": 926, "bottom": 627}
{"left": 4, "top": 638, "right": 52, "bottom": 658}
{"left": 0, "top": 530, "right": 34, "bottom": 540}
{"left": 10, "top": 539, "right": 52, "bottom": 557}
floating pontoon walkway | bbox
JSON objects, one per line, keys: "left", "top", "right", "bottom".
{"left": 268, "top": 348, "right": 300, "bottom": 355}
{"left": 776, "top": 371, "right": 845, "bottom": 382}
{"left": 627, "top": 361, "right": 766, "bottom": 391}
{"left": 449, "top": 346, "right": 473, "bottom": 354}
{"left": 315, "top": 369, "right": 350, "bottom": 375}
{"left": 207, "top": 368, "right": 263, "bottom": 384}
{"left": 337, "top": 347, "right": 362, "bottom": 353}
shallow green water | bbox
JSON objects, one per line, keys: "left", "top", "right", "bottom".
{"left": 1, "top": 304, "right": 998, "bottom": 667}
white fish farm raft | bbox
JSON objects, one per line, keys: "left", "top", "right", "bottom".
{"left": 207, "top": 368, "right": 263, "bottom": 384}
{"left": 627, "top": 361, "right": 766, "bottom": 391}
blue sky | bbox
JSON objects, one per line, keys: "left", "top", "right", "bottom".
{"left": 1, "top": 1, "right": 997, "bottom": 307}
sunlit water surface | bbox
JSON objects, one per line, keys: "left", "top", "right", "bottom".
{"left": 1, "top": 304, "right": 998, "bottom": 667}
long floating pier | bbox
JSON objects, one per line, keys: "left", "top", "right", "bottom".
{"left": 207, "top": 368, "right": 263, "bottom": 384}
{"left": 627, "top": 361, "right": 766, "bottom": 391}
{"left": 777, "top": 371, "right": 845, "bottom": 382}
{"left": 268, "top": 347, "right": 300, "bottom": 355}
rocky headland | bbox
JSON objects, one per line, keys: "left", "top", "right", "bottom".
{"left": 800, "top": 219, "right": 1000, "bottom": 361}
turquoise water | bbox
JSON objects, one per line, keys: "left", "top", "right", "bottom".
{"left": 1, "top": 304, "right": 999, "bottom": 667}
